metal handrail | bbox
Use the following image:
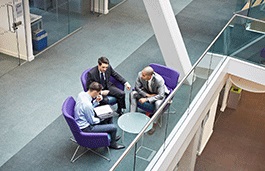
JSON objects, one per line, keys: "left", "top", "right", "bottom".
{"left": 110, "top": 13, "right": 260, "bottom": 170}
{"left": 234, "top": 13, "right": 265, "bottom": 24}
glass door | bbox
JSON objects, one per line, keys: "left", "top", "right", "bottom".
{"left": 29, "top": 0, "right": 82, "bottom": 55}
{"left": 0, "top": 0, "right": 24, "bottom": 77}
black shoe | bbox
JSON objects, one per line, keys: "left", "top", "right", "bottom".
{"left": 147, "top": 123, "right": 157, "bottom": 135}
{"left": 115, "top": 135, "right": 121, "bottom": 141}
{"left": 109, "top": 143, "right": 125, "bottom": 150}
{"left": 147, "top": 127, "right": 156, "bottom": 135}
{"left": 116, "top": 109, "right": 124, "bottom": 115}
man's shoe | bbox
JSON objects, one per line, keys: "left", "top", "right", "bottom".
{"left": 147, "top": 127, "right": 156, "bottom": 135}
{"left": 147, "top": 123, "right": 157, "bottom": 135}
{"left": 109, "top": 143, "right": 125, "bottom": 150}
{"left": 116, "top": 109, "right": 124, "bottom": 115}
{"left": 115, "top": 135, "right": 121, "bottom": 141}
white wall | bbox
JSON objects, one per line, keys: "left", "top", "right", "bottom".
{"left": 0, "top": 0, "right": 33, "bottom": 61}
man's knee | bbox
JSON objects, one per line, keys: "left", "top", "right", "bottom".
{"left": 110, "top": 124, "right": 117, "bottom": 132}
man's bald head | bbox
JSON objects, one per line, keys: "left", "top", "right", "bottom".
{"left": 141, "top": 66, "right": 154, "bottom": 81}
{"left": 142, "top": 66, "right": 154, "bottom": 76}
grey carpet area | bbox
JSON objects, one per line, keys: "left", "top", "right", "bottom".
{"left": 0, "top": 35, "right": 206, "bottom": 171}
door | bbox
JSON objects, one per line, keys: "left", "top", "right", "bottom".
{"left": 0, "top": 0, "right": 24, "bottom": 77}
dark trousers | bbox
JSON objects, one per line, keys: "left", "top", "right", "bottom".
{"left": 100, "top": 84, "right": 126, "bottom": 109}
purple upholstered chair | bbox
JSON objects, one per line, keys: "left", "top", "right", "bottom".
{"left": 81, "top": 68, "right": 125, "bottom": 105}
{"left": 260, "top": 48, "right": 265, "bottom": 65}
{"left": 137, "top": 63, "right": 180, "bottom": 115}
{"left": 62, "top": 96, "right": 111, "bottom": 162}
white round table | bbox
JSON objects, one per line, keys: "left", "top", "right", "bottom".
{"left": 117, "top": 112, "right": 156, "bottom": 161}
{"left": 118, "top": 112, "right": 152, "bottom": 134}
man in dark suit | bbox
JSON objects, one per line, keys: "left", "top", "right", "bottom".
{"left": 86, "top": 57, "right": 131, "bottom": 115}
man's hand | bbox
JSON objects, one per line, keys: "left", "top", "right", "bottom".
{"left": 101, "top": 90, "right": 109, "bottom": 96}
{"left": 139, "top": 98, "right": 148, "bottom": 104}
{"left": 146, "top": 94, "right": 156, "bottom": 97}
{"left": 125, "top": 82, "right": 131, "bottom": 90}
{"left": 96, "top": 95, "right": 103, "bottom": 102}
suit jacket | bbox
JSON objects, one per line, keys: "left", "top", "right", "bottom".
{"left": 86, "top": 65, "right": 127, "bottom": 90}
{"left": 135, "top": 72, "right": 169, "bottom": 103}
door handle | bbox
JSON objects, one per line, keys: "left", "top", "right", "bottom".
{"left": 12, "top": 21, "right": 22, "bottom": 30}
{"left": 6, "top": 3, "right": 21, "bottom": 33}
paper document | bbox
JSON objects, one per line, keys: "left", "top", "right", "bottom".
{"left": 94, "top": 105, "right": 113, "bottom": 119}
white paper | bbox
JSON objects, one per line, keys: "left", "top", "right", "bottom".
{"left": 94, "top": 105, "right": 113, "bottom": 116}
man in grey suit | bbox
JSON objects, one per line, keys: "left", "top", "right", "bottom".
{"left": 130, "top": 66, "right": 169, "bottom": 134}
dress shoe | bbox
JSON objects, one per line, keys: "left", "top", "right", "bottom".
{"left": 115, "top": 135, "right": 121, "bottom": 141}
{"left": 147, "top": 123, "right": 157, "bottom": 135}
{"left": 116, "top": 109, "right": 124, "bottom": 115}
{"left": 109, "top": 143, "right": 125, "bottom": 150}
{"left": 147, "top": 127, "right": 156, "bottom": 135}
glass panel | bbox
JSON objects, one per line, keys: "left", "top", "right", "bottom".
{"left": 165, "top": 83, "right": 191, "bottom": 140}
{"left": 237, "top": 0, "right": 265, "bottom": 21}
{"left": 29, "top": 0, "right": 82, "bottom": 55}
{"left": 219, "top": 16, "right": 265, "bottom": 66}
{"left": 109, "top": 0, "right": 127, "bottom": 11}
{"left": 113, "top": 141, "right": 137, "bottom": 170}
{"left": 68, "top": 0, "right": 82, "bottom": 33}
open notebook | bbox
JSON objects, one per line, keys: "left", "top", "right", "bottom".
{"left": 94, "top": 105, "right": 113, "bottom": 119}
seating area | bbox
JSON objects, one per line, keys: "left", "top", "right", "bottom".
{"left": 63, "top": 63, "right": 180, "bottom": 162}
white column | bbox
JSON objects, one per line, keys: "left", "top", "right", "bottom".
{"left": 220, "top": 77, "right": 232, "bottom": 112}
{"left": 23, "top": 0, "right": 34, "bottom": 61}
{"left": 143, "top": 0, "right": 192, "bottom": 83}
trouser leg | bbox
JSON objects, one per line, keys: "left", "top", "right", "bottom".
{"left": 129, "top": 91, "right": 138, "bottom": 112}
{"left": 152, "top": 99, "right": 164, "bottom": 123}
{"left": 108, "top": 85, "right": 126, "bottom": 109}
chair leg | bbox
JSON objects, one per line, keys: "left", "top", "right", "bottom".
{"left": 71, "top": 145, "right": 89, "bottom": 163}
{"left": 70, "top": 138, "right": 111, "bottom": 162}
{"left": 89, "top": 147, "right": 111, "bottom": 161}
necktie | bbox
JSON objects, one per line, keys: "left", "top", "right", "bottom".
{"left": 148, "top": 80, "right": 152, "bottom": 92}
{"left": 100, "top": 72, "right": 106, "bottom": 88}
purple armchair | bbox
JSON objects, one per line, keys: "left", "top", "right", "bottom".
{"left": 137, "top": 63, "right": 180, "bottom": 114}
{"left": 81, "top": 68, "right": 124, "bottom": 105}
{"left": 62, "top": 96, "right": 111, "bottom": 162}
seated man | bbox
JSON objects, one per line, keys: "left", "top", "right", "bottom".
{"left": 74, "top": 82, "right": 125, "bottom": 149}
{"left": 130, "top": 66, "right": 169, "bottom": 135}
{"left": 86, "top": 57, "right": 131, "bottom": 115}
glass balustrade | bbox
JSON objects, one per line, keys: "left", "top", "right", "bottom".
{"left": 111, "top": 9, "right": 265, "bottom": 171}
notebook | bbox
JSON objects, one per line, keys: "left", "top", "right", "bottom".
{"left": 94, "top": 105, "right": 113, "bottom": 119}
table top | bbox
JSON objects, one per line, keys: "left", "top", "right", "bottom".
{"left": 117, "top": 112, "right": 152, "bottom": 134}
{"left": 229, "top": 75, "right": 265, "bottom": 93}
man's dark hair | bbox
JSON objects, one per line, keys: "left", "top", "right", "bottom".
{"left": 89, "top": 82, "right": 102, "bottom": 92}
{"left": 98, "top": 57, "right": 109, "bottom": 66}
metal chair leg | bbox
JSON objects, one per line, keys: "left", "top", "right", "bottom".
{"left": 69, "top": 138, "right": 111, "bottom": 162}
{"left": 71, "top": 145, "right": 89, "bottom": 162}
